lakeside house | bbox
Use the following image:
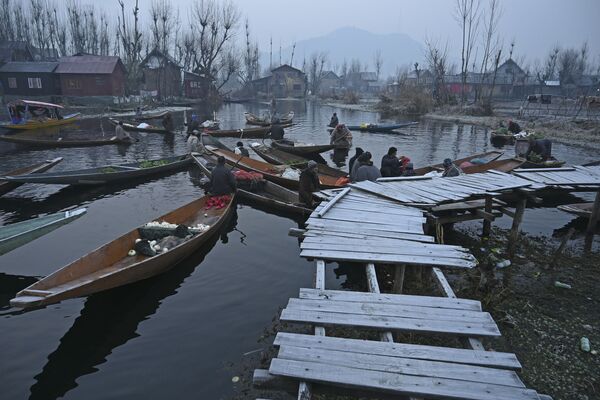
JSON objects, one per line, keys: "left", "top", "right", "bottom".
{"left": 318, "top": 70, "right": 342, "bottom": 97}
{"left": 183, "top": 71, "right": 215, "bottom": 99}
{"left": 0, "top": 41, "right": 35, "bottom": 65}
{"left": 343, "top": 71, "right": 382, "bottom": 96}
{"left": 0, "top": 61, "right": 59, "bottom": 99}
{"left": 55, "top": 54, "right": 126, "bottom": 100}
{"left": 247, "top": 64, "right": 307, "bottom": 99}
{"left": 140, "top": 48, "right": 181, "bottom": 99}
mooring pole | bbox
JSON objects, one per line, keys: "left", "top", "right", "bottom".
{"left": 507, "top": 196, "right": 527, "bottom": 258}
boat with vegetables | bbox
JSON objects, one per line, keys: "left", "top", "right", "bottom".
{"left": 0, "top": 157, "right": 63, "bottom": 196}
{"left": 1, "top": 155, "right": 192, "bottom": 185}
{"left": 108, "top": 118, "right": 170, "bottom": 133}
{"left": 10, "top": 195, "right": 234, "bottom": 308}
{"left": 192, "top": 152, "right": 311, "bottom": 216}
{"left": 0, "top": 208, "right": 87, "bottom": 256}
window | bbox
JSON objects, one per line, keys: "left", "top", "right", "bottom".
{"left": 28, "top": 77, "right": 42, "bottom": 89}
{"left": 8, "top": 77, "right": 17, "bottom": 88}
{"left": 67, "top": 79, "right": 81, "bottom": 89}
{"left": 95, "top": 77, "right": 105, "bottom": 86}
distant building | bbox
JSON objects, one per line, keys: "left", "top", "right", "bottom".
{"left": 247, "top": 64, "right": 307, "bottom": 99}
{"left": 56, "top": 55, "right": 126, "bottom": 97}
{"left": 318, "top": 71, "right": 341, "bottom": 97}
{"left": 0, "top": 61, "right": 59, "bottom": 97}
{"left": 345, "top": 71, "right": 381, "bottom": 95}
{"left": 183, "top": 71, "right": 214, "bottom": 99}
{"left": 140, "top": 48, "right": 181, "bottom": 99}
{"left": 0, "top": 41, "right": 34, "bottom": 65}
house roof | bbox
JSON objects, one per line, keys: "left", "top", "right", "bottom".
{"left": 496, "top": 58, "right": 525, "bottom": 75}
{"left": 0, "top": 40, "right": 34, "bottom": 63}
{"left": 142, "top": 48, "right": 181, "bottom": 68}
{"left": 56, "top": 55, "right": 124, "bottom": 74}
{"left": 32, "top": 47, "right": 59, "bottom": 61}
{"left": 271, "top": 64, "right": 304, "bottom": 74}
{"left": 0, "top": 61, "right": 58, "bottom": 73}
{"left": 360, "top": 72, "right": 378, "bottom": 81}
{"left": 321, "top": 71, "right": 340, "bottom": 80}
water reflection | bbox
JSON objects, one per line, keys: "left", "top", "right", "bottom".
{"left": 0, "top": 273, "right": 38, "bottom": 309}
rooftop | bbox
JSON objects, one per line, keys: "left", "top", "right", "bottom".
{"left": 56, "top": 55, "right": 124, "bottom": 74}
{"left": 0, "top": 61, "right": 58, "bottom": 73}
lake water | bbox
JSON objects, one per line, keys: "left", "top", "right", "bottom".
{"left": 0, "top": 100, "right": 598, "bottom": 399}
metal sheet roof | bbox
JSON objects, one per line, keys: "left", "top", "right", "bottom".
{"left": 56, "top": 55, "right": 122, "bottom": 74}
{"left": 0, "top": 61, "right": 58, "bottom": 73}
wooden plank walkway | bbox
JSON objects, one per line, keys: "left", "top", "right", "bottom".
{"left": 513, "top": 166, "right": 600, "bottom": 188}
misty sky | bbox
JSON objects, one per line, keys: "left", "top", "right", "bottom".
{"left": 113, "top": 0, "right": 599, "bottom": 68}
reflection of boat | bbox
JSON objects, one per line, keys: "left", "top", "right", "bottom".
{"left": 206, "top": 145, "right": 344, "bottom": 190}
{"left": 0, "top": 157, "right": 63, "bottom": 196}
{"left": 10, "top": 194, "right": 234, "bottom": 308}
{"left": 0, "top": 208, "right": 86, "bottom": 256}
{"left": 251, "top": 144, "right": 347, "bottom": 179}
{"left": 333, "top": 122, "right": 418, "bottom": 133}
{"left": 0, "top": 134, "right": 131, "bottom": 148}
{"left": 245, "top": 111, "right": 294, "bottom": 126}
{"left": 2, "top": 155, "right": 192, "bottom": 185}
{"left": 557, "top": 203, "right": 593, "bottom": 218}
{"left": 2, "top": 100, "right": 80, "bottom": 130}
{"left": 192, "top": 152, "right": 311, "bottom": 216}
{"left": 108, "top": 118, "right": 170, "bottom": 133}
{"left": 272, "top": 140, "right": 334, "bottom": 156}
{"left": 413, "top": 151, "right": 504, "bottom": 175}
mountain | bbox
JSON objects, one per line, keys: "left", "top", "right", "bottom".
{"left": 260, "top": 27, "right": 424, "bottom": 79}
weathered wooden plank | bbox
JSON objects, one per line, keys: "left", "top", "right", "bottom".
{"left": 306, "top": 219, "right": 424, "bottom": 234}
{"left": 286, "top": 298, "right": 494, "bottom": 323}
{"left": 377, "top": 175, "right": 433, "bottom": 182}
{"left": 269, "top": 359, "right": 540, "bottom": 400}
{"left": 316, "top": 187, "right": 350, "bottom": 217}
{"left": 304, "top": 229, "right": 435, "bottom": 243}
{"left": 364, "top": 263, "right": 395, "bottom": 342}
{"left": 311, "top": 210, "right": 427, "bottom": 225}
{"left": 277, "top": 345, "right": 524, "bottom": 387}
{"left": 299, "top": 242, "right": 473, "bottom": 260}
{"left": 300, "top": 249, "right": 476, "bottom": 268}
{"left": 299, "top": 289, "right": 482, "bottom": 311}
{"left": 302, "top": 236, "right": 468, "bottom": 252}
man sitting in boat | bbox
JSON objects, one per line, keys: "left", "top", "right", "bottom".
{"left": 508, "top": 120, "right": 522, "bottom": 134}
{"left": 187, "top": 114, "right": 200, "bottom": 134}
{"left": 270, "top": 118, "right": 285, "bottom": 140}
{"left": 403, "top": 163, "right": 415, "bottom": 176}
{"left": 8, "top": 105, "right": 22, "bottom": 124}
{"left": 348, "top": 147, "right": 364, "bottom": 176}
{"left": 380, "top": 147, "right": 403, "bottom": 177}
{"left": 115, "top": 121, "right": 132, "bottom": 142}
{"left": 330, "top": 124, "right": 352, "bottom": 149}
{"left": 209, "top": 156, "right": 237, "bottom": 195}
{"left": 328, "top": 112, "right": 339, "bottom": 127}
{"left": 234, "top": 141, "right": 250, "bottom": 157}
{"left": 355, "top": 152, "right": 381, "bottom": 182}
{"left": 442, "top": 158, "right": 463, "bottom": 177}
{"left": 299, "top": 160, "right": 319, "bottom": 208}
{"left": 187, "top": 131, "right": 202, "bottom": 153}
{"left": 526, "top": 137, "right": 553, "bottom": 161}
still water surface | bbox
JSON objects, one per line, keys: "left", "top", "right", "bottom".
{"left": 0, "top": 101, "right": 597, "bottom": 399}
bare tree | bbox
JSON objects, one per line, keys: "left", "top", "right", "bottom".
{"left": 117, "top": 0, "right": 144, "bottom": 94}
{"left": 455, "top": 0, "right": 481, "bottom": 104}
{"left": 238, "top": 18, "right": 259, "bottom": 85}
{"left": 308, "top": 52, "right": 328, "bottom": 95}
{"left": 424, "top": 38, "right": 450, "bottom": 104}
{"left": 475, "top": 0, "right": 502, "bottom": 103}
{"left": 374, "top": 49, "right": 383, "bottom": 80}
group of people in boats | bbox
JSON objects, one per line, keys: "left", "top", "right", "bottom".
{"left": 8, "top": 104, "right": 63, "bottom": 124}
{"left": 500, "top": 119, "right": 554, "bottom": 162}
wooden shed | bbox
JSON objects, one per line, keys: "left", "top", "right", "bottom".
{"left": 140, "top": 48, "right": 181, "bottom": 99}
{"left": 0, "top": 61, "right": 59, "bottom": 97}
{"left": 55, "top": 55, "right": 126, "bottom": 97}
{"left": 183, "top": 71, "right": 214, "bottom": 99}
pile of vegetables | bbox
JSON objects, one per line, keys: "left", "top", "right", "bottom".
{"left": 205, "top": 195, "right": 231, "bottom": 209}
{"left": 139, "top": 159, "right": 169, "bottom": 168}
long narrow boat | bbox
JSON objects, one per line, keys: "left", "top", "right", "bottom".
{"left": 2, "top": 100, "right": 81, "bottom": 130}
{"left": 205, "top": 146, "right": 344, "bottom": 190}
{"left": 413, "top": 151, "right": 504, "bottom": 175}
{"left": 520, "top": 158, "right": 566, "bottom": 169}
{"left": 2, "top": 113, "right": 81, "bottom": 130}
{"left": 271, "top": 140, "right": 335, "bottom": 156}
{"left": 335, "top": 122, "right": 418, "bottom": 133}
{"left": 10, "top": 195, "right": 234, "bottom": 308}
{"left": 251, "top": 144, "right": 347, "bottom": 179}
{"left": 2, "top": 155, "right": 192, "bottom": 185}
{"left": 192, "top": 152, "right": 311, "bottom": 216}
{"left": 0, "top": 158, "right": 63, "bottom": 196}
{"left": 110, "top": 105, "right": 148, "bottom": 113}
{"left": 245, "top": 111, "right": 294, "bottom": 126}
{"left": 490, "top": 131, "right": 515, "bottom": 145}
{"left": 0, "top": 208, "right": 87, "bottom": 256}
{"left": 135, "top": 110, "right": 171, "bottom": 121}
{"left": 460, "top": 157, "right": 525, "bottom": 174}
{"left": 0, "top": 134, "right": 131, "bottom": 148}
{"left": 108, "top": 118, "right": 170, "bottom": 134}
{"left": 557, "top": 202, "right": 594, "bottom": 218}
{"left": 209, "top": 123, "right": 291, "bottom": 139}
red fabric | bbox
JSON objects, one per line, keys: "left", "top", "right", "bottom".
{"left": 460, "top": 161, "right": 475, "bottom": 168}
{"left": 335, "top": 176, "right": 350, "bottom": 186}
{"left": 205, "top": 195, "right": 231, "bottom": 210}
{"left": 233, "top": 170, "right": 263, "bottom": 181}
{"left": 399, "top": 156, "right": 411, "bottom": 167}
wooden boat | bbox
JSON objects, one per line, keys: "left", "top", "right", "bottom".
{"left": 192, "top": 152, "right": 311, "bottom": 216}
{"left": 583, "top": 160, "right": 600, "bottom": 167}
{"left": 0, "top": 208, "right": 87, "bottom": 256}
{"left": 245, "top": 111, "right": 294, "bottom": 126}
{"left": 209, "top": 123, "right": 291, "bottom": 138}
{"left": 0, "top": 157, "right": 63, "bottom": 196}
{"left": 9, "top": 195, "right": 234, "bottom": 308}
{"left": 413, "top": 151, "right": 504, "bottom": 175}
{"left": 110, "top": 105, "right": 148, "bottom": 113}
{"left": 0, "top": 134, "right": 131, "bottom": 148}
{"left": 460, "top": 157, "right": 525, "bottom": 174}
{"left": 2, "top": 155, "right": 192, "bottom": 185}
{"left": 3, "top": 100, "right": 80, "bottom": 130}
{"left": 490, "top": 131, "right": 515, "bottom": 145}
{"left": 339, "top": 122, "right": 418, "bottom": 133}
{"left": 251, "top": 144, "right": 347, "bottom": 179}
{"left": 272, "top": 140, "right": 335, "bottom": 156}
{"left": 557, "top": 202, "right": 594, "bottom": 218}
{"left": 108, "top": 118, "right": 170, "bottom": 133}
{"left": 520, "top": 157, "right": 566, "bottom": 169}
{"left": 205, "top": 145, "right": 344, "bottom": 190}
{"left": 135, "top": 110, "right": 171, "bottom": 121}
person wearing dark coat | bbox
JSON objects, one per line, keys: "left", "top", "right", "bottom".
{"left": 162, "top": 113, "right": 174, "bottom": 132}
{"left": 328, "top": 112, "right": 339, "bottom": 127}
{"left": 442, "top": 158, "right": 462, "bottom": 177}
{"left": 355, "top": 152, "right": 381, "bottom": 182}
{"left": 270, "top": 119, "right": 285, "bottom": 140}
{"left": 348, "top": 147, "right": 364, "bottom": 175}
{"left": 299, "top": 160, "right": 320, "bottom": 207}
{"left": 526, "top": 138, "right": 553, "bottom": 161}
{"left": 508, "top": 120, "right": 521, "bottom": 134}
{"left": 234, "top": 141, "right": 250, "bottom": 157}
{"left": 402, "top": 163, "right": 415, "bottom": 176}
{"left": 210, "top": 156, "right": 237, "bottom": 195}
{"left": 380, "top": 147, "right": 403, "bottom": 177}
{"left": 187, "top": 114, "right": 200, "bottom": 134}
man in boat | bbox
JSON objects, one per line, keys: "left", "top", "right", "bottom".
{"left": 210, "top": 156, "right": 237, "bottom": 195}
{"left": 162, "top": 112, "right": 174, "bottom": 132}
{"left": 234, "top": 141, "right": 250, "bottom": 157}
{"left": 348, "top": 147, "right": 364, "bottom": 176}
{"left": 526, "top": 137, "right": 553, "bottom": 161}
{"left": 270, "top": 118, "right": 285, "bottom": 140}
{"left": 187, "top": 114, "right": 200, "bottom": 135}
{"left": 355, "top": 152, "right": 381, "bottom": 182}
{"left": 328, "top": 112, "right": 339, "bottom": 127}
{"left": 508, "top": 120, "right": 522, "bottom": 134}
{"left": 380, "top": 147, "right": 403, "bottom": 177}
{"left": 330, "top": 124, "right": 352, "bottom": 149}
{"left": 442, "top": 158, "right": 463, "bottom": 177}
{"left": 299, "top": 160, "right": 319, "bottom": 208}
{"left": 115, "top": 120, "right": 132, "bottom": 142}
{"left": 187, "top": 130, "right": 202, "bottom": 153}
{"left": 135, "top": 106, "right": 143, "bottom": 117}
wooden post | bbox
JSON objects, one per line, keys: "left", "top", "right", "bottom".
{"left": 551, "top": 227, "right": 575, "bottom": 268}
{"left": 507, "top": 197, "right": 527, "bottom": 258}
{"left": 392, "top": 264, "right": 406, "bottom": 294}
{"left": 586, "top": 191, "right": 600, "bottom": 235}
{"left": 482, "top": 195, "right": 493, "bottom": 238}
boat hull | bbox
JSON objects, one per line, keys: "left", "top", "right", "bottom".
{"left": 1, "top": 113, "right": 81, "bottom": 130}
{"left": 271, "top": 141, "right": 335, "bottom": 156}
{"left": 108, "top": 118, "right": 169, "bottom": 133}
{"left": 0, "top": 135, "right": 130, "bottom": 148}
{"left": 413, "top": 151, "right": 504, "bottom": 175}
{"left": 0, "top": 158, "right": 62, "bottom": 196}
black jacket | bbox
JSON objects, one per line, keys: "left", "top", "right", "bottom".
{"left": 210, "top": 164, "right": 237, "bottom": 195}
{"left": 270, "top": 124, "right": 285, "bottom": 140}
{"left": 380, "top": 154, "right": 402, "bottom": 177}
{"left": 299, "top": 168, "right": 319, "bottom": 205}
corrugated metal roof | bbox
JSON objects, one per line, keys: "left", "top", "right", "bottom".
{"left": 0, "top": 61, "right": 58, "bottom": 73}
{"left": 56, "top": 55, "right": 122, "bottom": 74}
